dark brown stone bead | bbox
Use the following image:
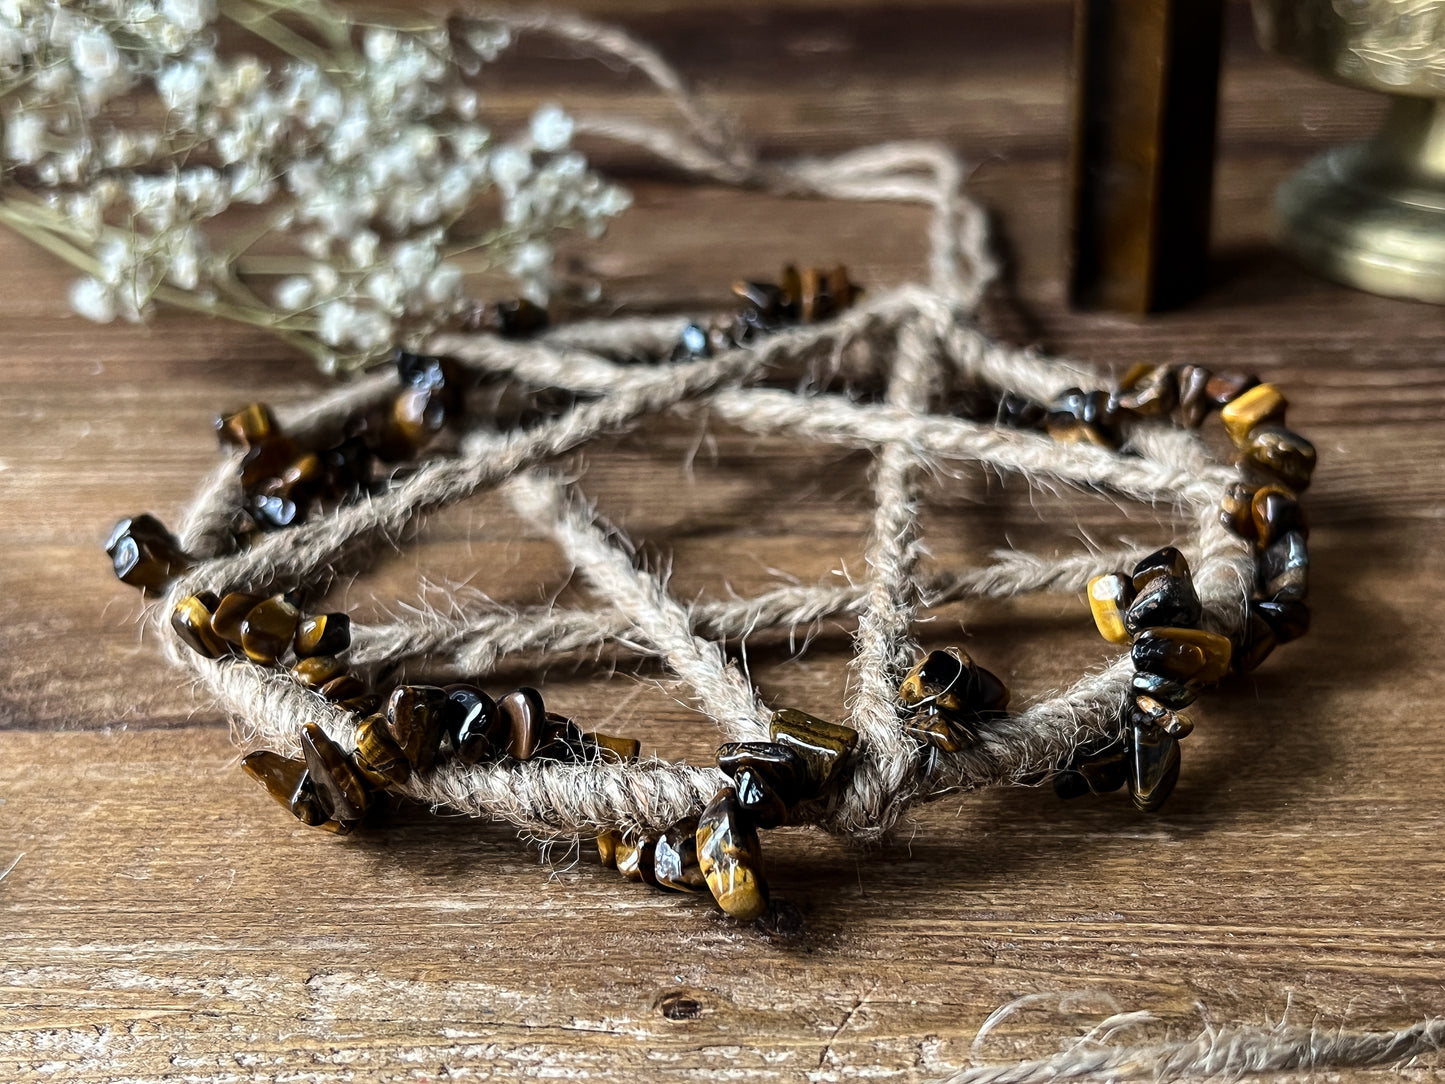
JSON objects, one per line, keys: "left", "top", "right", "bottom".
{"left": 1130, "top": 722, "right": 1181, "bottom": 813}
{"left": 241, "top": 749, "right": 307, "bottom": 812}
{"left": 535, "top": 715, "right": 589, "bottom": 761}
{"left": 1128, "top": 693, "right": 1193, "bottom": 739}
{"left": 996, "top": 391, "right": 1047, "bottom": 430}
{"left": 336, "top": 693, "right": 382, "bottom": 717}
{"left": 1220, "top": 382, "right": 1288, "bottom": 446}
{"left": 586, "top": 732, "right": 643, "bottom": 761}
{"left": 1176, "top": 364, "right": 1214, "bottom": 428}
{"left": 386, "top": 684, "right": 451, "bottom": 771}
{"left": 239, "top": 435, "right": 300, "bottom": 491}
{"left": 106, "top": 514, "right": 189, "bottom": 594}
{"left": 291, "top": 655, "right": 346, "bottom": 689}
{"left": 321, "top": 434, "right": 375, "bottom": 494}
{"left": 970, "top": 664, "right": 1011, "bottom": 713}
{"left": 239, "top": 595, "right": 300, "bottom": 664}
{"left": 1053, "top": 770, "right": 1092, "bottom": 799}
{"left": 732, "top": 279, "right": 785, "bottom": 318}
{"left": 215, "top": 403, "right": 278, "bottom": 449}
{"left": 596, "top": 830, "right": 622, "bottom": 869}
{"left": 1125, "top": 574, "right": 1202, "bottom": 635}
{"left": 294, "top": 613, "right": 351, "bottom": 658}
{"left": 827, "top": 264, "right": 862, "bottom": 311}
{"left": 654, "top": 818, "right": 707, "bottom": 893}
{"left": 777, "top": 264, "right": 802, "bottom": 313}
{"left": 1251, "top": 485, "right": 1307, "bottom": 547}
{"left": 696, "top": 787, "right": 769, "bottom": 922}
{"left": 716, "top": 742, "right": 809, "bottom": 806}
{"left": 391, "top": 386, "right": 450, "bottom": 445}
{"left": 1204, "top": 370, "right": 1259, "bottom": 407}
{"left": 1244, "top": 426, "right": 1317, "bottom": 492}
{"left": 734, "top": 767, "right": 789, "bottom": 828}
{"left": 1131, "top": 670, "right": 1199, "bottom": 710}
{"left": 1071, "top": 737, "right": 1129, "bottom": 794}
{"left": 1259, "top": 530, "right": 1309, "bottom": 602}
{"left": 1131, "top": 627, "right": 1233, "bottom": 685}
{"left": 1046, "top": 387, "right": 1117, "bottom": 447}
{"left": 288, "top": 773, "right": 328, "bottom": 828}
{"left": 1234, "top": 610, "right": 1279, "bottom": 672}
{"left": 1255, "top": 599, "right": 1310, "bottom": 643}
{"left": 1219, "top": 483, "right": 1260, "bottom": 541}
{"left": 210, "top": 592, "right": 265, "bottom": 645}
{"left": 615, "top": 835, "right": 659, "bottom": 885}
{"left": 319, "top": 674, "right": 366, "bottom": 702}
{"left": 353, "top": 713, "right": 411, "bottom": 786}
{"left": 768, "top": 708, "right": 858, "bottom": 794}
{"left": 300, "top": 722, "right": 370, "bottom": 823}
{"left": 903, "top": 707, "right": 976, "bottom": 752}
{"left": 499, "top": 687, "right": 547, "bottom": 760}
{"left": 1131, "top": 546, "right": 1190, "bottom": 590}
{"left": 898, "top": 648, "right": 970, "bottom": 712}
{"left": 443, "top": 684, "right": 502, "bottom": 764}
{"left": 1114, "top": 362, "right": 1178, "bottom": 416}
{"left": 171, "top": 593, "right": 227, "bottom": 658}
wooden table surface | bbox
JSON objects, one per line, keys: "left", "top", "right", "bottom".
{"left": 4, "top": 3, "right": 1444, "bottom": 1081}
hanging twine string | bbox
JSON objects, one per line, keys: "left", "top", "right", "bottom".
{"left": 132, "top": 9, "right": 1437, "bottom": 1079}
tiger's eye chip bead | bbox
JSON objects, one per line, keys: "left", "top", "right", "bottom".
{"left": 291, "top": 654, "right": 347, "bottom": 689}
{"left": 1087, "top": 573, "right": 1135, "bottom": 644}
{"left": 1129, "top": 722, "right": 1182, "bottom": 813}
{"left": 386, "top": 685, "right": 450, "bottom": 772}
{"left": 1220, "top": 383, "right": 1288, "bottom": 446}
{"left": 1114, "top": 362, "right": 1177, "bottom": 417}
{"left": 353, "top": 713, "right": 411, "bottom": 787}
{"left": 654, "top": 819, "right": 707, "bottom": 892}
{"left": 1046, "top": 387, "right": 1118, "bottom": 447}
{"left": 596, "top": 830, "right": 622, "bottom": 869}
{"left": 616, "top": 835, "right": 660, "bottom": 886}
{"left": 444, "top": 684, "right": 504, "bottom": 764}
{"left": 171, "top": 593, "right": 227, "bottom": 659}
{"left": 896, "top": 649, "right": 1010, "bottom": 751}
{"left": 240, "top": 595, "right": 301, "bottom": 664}
{"left": 696, "top": 787, "right": 770, "bottom": 922}
{"left": 295, "top": 613, "right": 351, "bottom": 658}
{"left": 300, "top": 722, "right": 371, "bottom": 824}
{"left": 107, "top": 514, "right": 190, "bottom": 594}
{"left": 769, "top": 708, "right": 858, "bottom": 792}
{"left": 499, "top": 687, "right": 548, "bottom": 760}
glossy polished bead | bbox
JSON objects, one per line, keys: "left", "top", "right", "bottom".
{"left": 903, "top": 708, "right": 975, "bottom": 752}
{"left": 1255, "top": 599, "right": 1310, "bottom": 643}
{"left": 1176, "top": 364, "right": 1214, "bottom": 428}
{"left": 500, "top": 687, "right": 547, "bottom": 760}
{"left": 319, "top": 674, "right": 366, "bottom": 702}
{"left": 535, "top": 715, "right": 589, "bottom": 761}
{"left": 1087, "top": 573, "right": 1135, "bottom": 644}
{"left": 1220, "top": 382, "right": 1288, "bottom": 446}
{"left": 106, "top": 514, "right": 188, "bottom": 594}
{"left": 386, "top": 685, "right": 450, "bottom": 771}
{"left": 596, "top": 830, "right": 622, "bottom": 869}
{"left": 1259, "top": 530, "right": 1309, "bottom": 602}
{"left": 1128, "top": 693, "right": 1193, "bottom": 739}
{"left": 238, "top": 436, "right": 300, "bottom": 491}
{"left": 1131, "top": 627, "right": 1233, "bottom": 684}
{"left": 1251, "top": 486, "right": 1306, "bottom": 547}
{"left": 615, "top": 835, "right": 659, "bottom": 885}
{"left": 1235, "top": 610, "right": 1279, "bottom": 672}
{"left": 716, "top": 742, "right": 809, "bottom": 806}
{"left": 291, "top": 654, "right": 346, "bottom": 689}
{"left": 336, "top": 694, "right": 382, "bottom": 717}
{"left": 1046, "top": 387, "right": 1116, "bottom": 447}
{"left": 171, "top": 593, "right": 227, "bottom": 658}
{"left": 1130, "top": 723, "right": 1181, "bottom": 813}
{"left": 654, "top": 818, "right": 706, "bottom": 892}
{"left": 1115, "top": 362, "right": 1177, "bottom": 416}
{"left": 216, "top": 402, "right": 278, "bottom": 448}
{"left": 996, "top": 391, "right": 1047, "bottom": 430}
{"left": 353, "top": 713, "right": 411, "bottom": 786}
{"left": 444, "top": 684, "right": 502, "bottom": 764}
{"left": 1219, "top": 483, "right": 1259, "bottom": 540}
{"left": 696, "top": 788, "right": 769, "bottom": 922}
{"left": 240, "top": 595, "right": 300, "bottom": 664}
{"left": 970, "top": 664, "right": 1011, "bottom": 713}
{"left": 1131, "top": 670, "right": 1199, "bottom": 710}
{"left": 768, "top": 709, "right": 858, "bottom": 793}
{"left": 1072, "top": 737, "right": 1129, "bottom": 794}
{"left": 1131, "top": 546, "right": 1190, "bottom": 590}
{"left": 1244, "top": 426, "right": 1317, "bottom": 491}
{"left": 587, "top": 732, "right": 642, "bottom": 761}
{"left": 734, "top": 767, "right": 789, "bottom": 828}
{"left": 300, "top": 722, "right": 369, "bottom": 823}
{"left": 295, "top": 613, "right": 351, "bottom": 658}
{"left": 1204, "top": 370, "right": 1258, "bottom": 407}
{"left": 241, "top": 750, "right": 307, "bottom": 812}
{"left": 1125, "top": 574, "right": 1202, "bottom": 635}
{"left": 210, "top": 592, "right": 266, "bottom": 645}
{"left": 898, "top": 648, "right": 971, "bottom": 711}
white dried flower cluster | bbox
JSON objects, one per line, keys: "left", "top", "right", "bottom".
{"left": 0, "top": 0, "right": 631, "bottom": 372}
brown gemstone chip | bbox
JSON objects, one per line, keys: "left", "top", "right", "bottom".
{"left": 210, "top": 592, "right": 266, "bottom": 645}
{"left": 299, "top": 722, "right": 370, "bottom": 823}
{"left": 654, "top": 818, "right": 706, "bottom": 893}
{"left": 499, "top": 687, "right": 547, "bottom": 760}
{"left": 1114, "top": 362, "right": 1177, "bottom": 416}
{"left": 903, "top": 709, "right": 975, "bottom": 753}
{"left": 1220, "top": 382, "right": 1288, "bottom": 446}
{"left": 1129, "top": 693, "right": 1194, "bottom": 739}
{"left": 768, "top": 708, "right": 858, "bottom": 794}
{"left": 1243, "top": 426, "right": 1317, "bottom": 492}
{"left": 1131, "top": 546, "right": 1190, "bottom": 591}
{"left": 215, "top": 402, "right": 277, "bottom": 448}
{"left": 596, "top": 830, "right": 623, "bottom": 869}
{"left": 319, "top": 675, "right": 367, "bottom": 702}
{"left": 444, "top": 684, "right": 503, "bottom": 764}
{"left": 1204, "top": 370, "right": 1259, "bottom": 407}
{"left": 240, "top": 749, "right": 307, "bottom": 812}
{"left": 1131, "top": 627, "right": 1233, "bottom": 685}
{"left": 1219, "top": 483, "right": 1259, "bottom": 541}
{"left": 615, "top": 835, "right": 660, "bottom": 885}
{"left": 353, "top": 713, "right": 411, "bottom": 787}
{"left": 898, "top": 648, "right": 973, "bottom": 713}
{"left": 106, "top": 514, "right": 189, "bottom": 594}
{"left": 291, "top": 655, "right": 347, "bottom": 690}
{"left": 1087, "top": 572, "right": 1134, "bottom": 644}
{"left": 294, "top": 613, "right": 351, "bottom": 658}
{"left": 696, "top": 787, "right": 769, "bottom": 922}
{"left": 1251, "top": 486, "right": 1306, "bottom": 548}
{"left": 171, "top": 593, "right": 227, "bottom": 658}
{"left": 239, "top": 595, "right": 300, "bottom": 664}
{"left": 587, "top": 732, "right": 642, "bottom": 762}
{"left": 1130, "top": 722, "right": 1182, "bottom": 813}
{"left": 386, "top": 684, "right": 450, "bottom": 772}
{"left": 1175, "top": 365, "right": 1214, "bottom": 429}
{"left": 1125, "top": 573, "right": 1202, "bottom": 636}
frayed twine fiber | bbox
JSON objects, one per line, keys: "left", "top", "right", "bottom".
{"left": 137, "top": 9, "right": 1439, "bottom": 1080}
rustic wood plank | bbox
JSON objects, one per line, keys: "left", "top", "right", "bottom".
{"left": 3, "top": 2, "right": 1444, "bottom": 1081}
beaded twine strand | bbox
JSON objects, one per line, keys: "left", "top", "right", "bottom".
{"left": 103, "top": 13, "right": 1316, "bottom": 927}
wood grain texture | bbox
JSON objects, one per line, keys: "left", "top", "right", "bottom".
{"left": 3, "top": 3, "right": 1444, "bottom": 1081}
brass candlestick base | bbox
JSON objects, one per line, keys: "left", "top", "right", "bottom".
{"left": 1254, "top": 0, "right": 1445, "bottom": 303}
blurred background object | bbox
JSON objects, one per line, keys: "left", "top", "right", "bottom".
{"left": 1253, "top": 0, "right": 1445, "bottom": 303}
